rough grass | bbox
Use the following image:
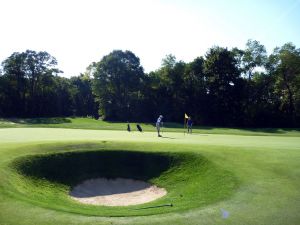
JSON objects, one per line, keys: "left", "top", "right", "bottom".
{"left": 0, "top": 124, "right": 299, "bottom": 224}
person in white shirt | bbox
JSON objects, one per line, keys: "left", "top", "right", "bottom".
{"left": 156, "top": 115, "right": 163, "bottom": 137}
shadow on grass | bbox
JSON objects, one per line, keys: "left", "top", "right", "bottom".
{"left": 244, "top": 127, "right": 300, "bottom": 133}
{"left": 160, "top": 136, "right": 177, "bottom": 139}
{"left": 199, "top": 126, "right": 300, "bottom": 134}
{"left": 6, "top": 117, "right": 72, "bottom": 124}
{"left": 12, "top": 150, "right": 183, "bottom": 187}
{"left": 104, "top": 120, "right": 156, "bottom": 127}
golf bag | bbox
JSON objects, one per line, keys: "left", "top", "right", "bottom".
{"left": 127, "top": 123, "right": 131, "bottom": 132}
{"left": 136, "top": 124, "right": 143, "bottom": 132}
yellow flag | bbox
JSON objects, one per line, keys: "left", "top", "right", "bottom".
{"left": 184, "top": 113, "right": 189, "bottom": 119}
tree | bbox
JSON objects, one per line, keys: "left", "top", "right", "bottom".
{"left": 242, "top": 39, "right": 267, "bottom": 80}
{"left": 1, "top": 50, "right": 61, "bottom": 117}
{"left": 23, "top": 50, "right": 60, "bottom": 116}
{"left": 92, "top": 50, "right": 145, "bottom": 121}
{"left": 147, "top": 55, "right": 188, "bottom": 122}
{"left": 161, "top": 54, "right": 176, "bottom": 68}
{"left": 0, "top": 75, "right": 9, "bottom": 116}
{"left": 244, "top": 71, "right": 278, "bottom": 127}
{"left": 53, "top": 77, "right": 73, "bottom": 116}
{"left": 70, "top": 74, "right": 97, "bottom": 117}
{"left": 204, "top": 46, "right": 245, "bottom": 126}
{"left": 1, "top": 52, "right": 27, "bottom": 115}
{"left": 183, "top": 57, "right": 208, "bottom": 124}
{"left": 268, "top": 43, "right": 300, "bottom": 125}
{"left": 0, "top": 42, "right": 299, "bottom": 127}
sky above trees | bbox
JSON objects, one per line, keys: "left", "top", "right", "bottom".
{"left": 0, "top": 0, "right": 299, "bottom": 77}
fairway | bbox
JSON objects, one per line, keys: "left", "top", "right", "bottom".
{"left": 0, "top": 125, "right": 299, "bottom": 225}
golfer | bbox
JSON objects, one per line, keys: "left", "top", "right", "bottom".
{"left": 187, "top": 116, "right": 193, "bottom": 133}
{"left": 156, "top": 115, "right": 163, "bottom": 137}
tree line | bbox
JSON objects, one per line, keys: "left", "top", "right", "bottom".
{"left": 0, "top": 40, "right": 300, "bottom": 127}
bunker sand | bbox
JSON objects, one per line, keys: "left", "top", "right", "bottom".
{"left": 70, "top": 178, "right": 167, "bottom": 206}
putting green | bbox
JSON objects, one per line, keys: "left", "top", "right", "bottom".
{"left": 0, "top": 127, "right": 300, "bottom": 225}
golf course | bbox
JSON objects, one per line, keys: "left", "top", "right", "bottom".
{"left": 0, "top": 118, "right": 299, "bottom": 225}
{"left": 1, "top": 0, "right": 300, "bottom": 224}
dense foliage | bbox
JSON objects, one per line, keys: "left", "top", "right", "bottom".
{"left": 1, "top": 40, "right": 300, "bottom": 127}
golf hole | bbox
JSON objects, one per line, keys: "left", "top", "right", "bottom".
{"left": 70, "top": 178, "right": 167, "bottom": 206}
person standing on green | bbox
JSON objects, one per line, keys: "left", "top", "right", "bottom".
{"left": 187, "top": 116, "right": 193, "bottom": 134}
{"left": 156, "top": 115, "right": 163, "bottom": 137}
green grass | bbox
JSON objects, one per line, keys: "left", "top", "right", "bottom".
{"left": 0, "top": 121, "right": 299, "bottom": 224}
{"left": 8, "top": 147, "right": 237, "bottom": 216}
{"left": 1, "top": 117, "right": 299, "bottom": 136}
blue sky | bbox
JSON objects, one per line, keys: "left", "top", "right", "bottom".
{"left": 0, "top": 0, "right": 299, "bottom": 76}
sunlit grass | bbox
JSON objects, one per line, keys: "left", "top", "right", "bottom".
{"left": 0, "top": 124, "right": 299, "bottom": 224}
{"left": 0, "top": 117, "right": 299, "bottom": 136}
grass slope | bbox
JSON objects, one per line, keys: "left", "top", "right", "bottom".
{"left": 8, "top": 147, "right": 237, "bottom": 216}
{"left": 0, "top": 125, "right": 299, "bottom": 224}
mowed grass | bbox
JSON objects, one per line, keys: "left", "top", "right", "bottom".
{"left": 8, "top": 148, "right": 237, "bottom": 217}
{"left": 1, "top": 117, "right": 299, "bottom": 136}
{"left": 0, "top": 120, "right": 299, "bottom": 224}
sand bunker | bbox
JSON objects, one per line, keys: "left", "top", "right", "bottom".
{"left": 69, "top": 178, "right": 167, "bottom": 206}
